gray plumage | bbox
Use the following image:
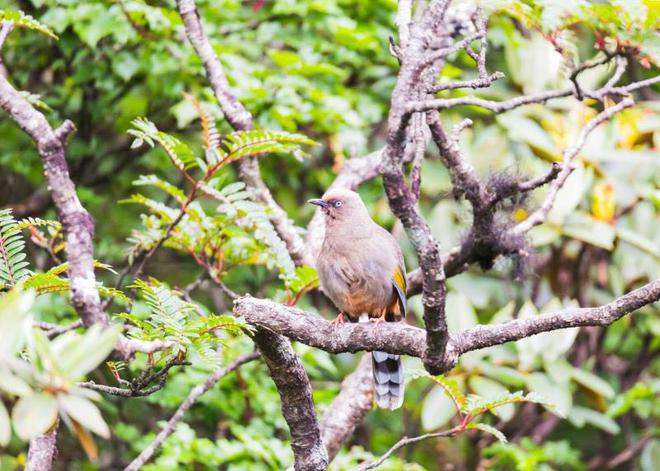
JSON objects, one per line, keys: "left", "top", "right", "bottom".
{"left": 310, "top": 189, "right": 407, "bottom": 410}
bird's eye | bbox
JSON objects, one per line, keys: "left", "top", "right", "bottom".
{"left": 334, "top": 200, "right": 343, "bottom": 207}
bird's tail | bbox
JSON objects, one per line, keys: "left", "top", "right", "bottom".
{"left": 371, "top": 351, "right": 404, "bottom": 410}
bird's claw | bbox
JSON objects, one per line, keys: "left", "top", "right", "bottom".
{"left": 330, "top": 312, "right": 346, "bottom": 329}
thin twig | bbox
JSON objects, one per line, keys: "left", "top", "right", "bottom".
{"left": 355, "top": 426, "right": 462, "bottom": 470}
{"left": 124, "top": 352, "right": 259, "bottom": 471}
{"left": 34, "top": 319, "right": 83, "bottom": 338}
{"left": 79, "top": 359, "right": 190, "bottom": 397}
{"left": 514, "top": 98, "right": 634, "bottom": 234}
{"left": 431, "top": 71, "right": 504, "bottom": 92}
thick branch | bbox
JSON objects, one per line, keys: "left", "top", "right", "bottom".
{"left": 235, "top": 279, "right": 660, "bottom": 371}
{"left": 252, "top": 330, "right": 328, "bottom": 471}
{"left": 26, "top": 423, "right": 58, "bottom": 471}
{"left": 453, "top": 279, "right": 660, "bottom": 355}
{"left": 235, "top": 296, "right": 426, "bottom": 357}
{"left": 124, "top": 352, "right": 259, "bottom": 471}
{"left": 0, "top": 76, "right": 107, "bottom": 327}
{"left": 320, "top": 355, "right": 373, "bottom": 461}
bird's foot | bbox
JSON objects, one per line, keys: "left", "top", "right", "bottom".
{"left": 370, "top": 314, "right": 387, "bottom": 325}
{"left": 330, "top": 312, "right": 346, "bottom": 328}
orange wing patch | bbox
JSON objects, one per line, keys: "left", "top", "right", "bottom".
{"left": 390, "top": 266, "right": 407, "bottom": 320}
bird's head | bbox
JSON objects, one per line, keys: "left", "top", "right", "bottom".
{"left": 308, "top": 189, "right": 370, "bottom": 226}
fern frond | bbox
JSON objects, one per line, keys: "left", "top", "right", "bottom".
{"left": 217, "top": 130, "right": 316, "bottom": 166}
{"left": 128, "top": 118, "right": 197, "bottom": 171}
{"left": 234, "top": 201, "right": 297, "bottom": 282}
{"left": 121, "top": 194, "right": 180, "bottom": 222}
{"left": 0, "top": 209, "right": 32, "bottom": 288}
{"left": 184, "top": 93, "right": 220, "bottom": 151}
{"left": 133, "top": 175, "right": 187, "bottom": 204}
{"left": 13, "top": 216, "right": 61, "bottom": 233}
{"left": 0, "top": 10, "right": 58, "bottom": 39}
{"left": 24, "top": 272, "right": 69, "bottom": 295}
{"left": 47, "top": 260, "right": 115, "bottom": 277}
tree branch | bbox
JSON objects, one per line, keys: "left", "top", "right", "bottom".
{"left": 0, "top": 76, "right": 107, "bottom": 328}
{"left": 0, "top": 20, "right": 14, "bottom": 50}
{"left": 356, "top": 425, "right": 461, "bottom": 470}
{"left": 26, "top": 423, "right": 58, "bottom": 471}
{"left": 124, "top": 352, "right": 259, "bottom": 471}
{"left": 175, "top": 0, "right": 312, "bottom": 267}
{"left": 451, "top": 279, "right": 660, "bottom": 356}
{"left": 235, "top": 279, "right": 660, "bottom": 372}
{"left": 320, "top": 354, "right": 373, "bottom": 461}
{"left": 252, "top": 330, "right": 328, "bottom": 470}
{"left": 234, "top": 296, "right": 426, "bottom": 357}
{"left": 513, "top": 98, "right": 634, "bottom": 234}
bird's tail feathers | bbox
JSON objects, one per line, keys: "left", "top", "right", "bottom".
{"left": 371, "top": 351, "right": 404, "bottom": 410}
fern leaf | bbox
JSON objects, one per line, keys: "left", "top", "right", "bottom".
{"left": 13, "top": 216, "right": 61, "bottom": 233}
{"left": 0, "top": 10, "right": 58, "bottom": 39}
{"left": 24, "top": 272, "right": 69, "bottom": 295}
{"left": 133, "top": 175, "right": 187, "bottom": 204}
{"left": 0, "top": 209, "right": 32, "bottom": 288}
{"left": 120, "top": 194, "right": 180, "bottom": 222}
{"left": 466, "top": 423, "right": 507, "bottom": 443}
{"left": 128, "top": 118, "right": 197, "bottom": 171}
{"left": 217, "top": 130, "right": 316, "bottom": 167}
{"left": 183, "top": 93, "right": 221, "bottom": 151}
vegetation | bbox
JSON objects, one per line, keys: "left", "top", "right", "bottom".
{"left": 0, "top": 1, "right": 658, "bottom": 470}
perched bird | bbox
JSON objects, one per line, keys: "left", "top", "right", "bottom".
{"left": 309, "top": 189, "right": 407, "bottom": 410}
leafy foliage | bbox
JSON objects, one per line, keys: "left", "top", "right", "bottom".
{"left": 0, "top": 286, "right": 120, "bottom": 456}
{"left": 119, "top": 279, "right": 247, "bottom": 364}
{"left": 0, "top": 0, "right": 658, "bottom": 469}
{"left": 0, "top": 209, "right": 32, "bottom": 289}
{"left": 0, "top": 9, "right": 57, "bottom": 39}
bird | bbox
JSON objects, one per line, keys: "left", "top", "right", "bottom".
{"left": 309, "top": 188, "right": 407, "bottom": 410}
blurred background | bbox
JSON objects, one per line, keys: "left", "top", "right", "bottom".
{"left": 0, "top": 0, "right": 658, "bottom": 469}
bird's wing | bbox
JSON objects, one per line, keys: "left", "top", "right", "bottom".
{"left": 391, "top": 265, "right": 407, "bottom": 318}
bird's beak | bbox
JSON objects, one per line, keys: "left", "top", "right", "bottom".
{"left": 308, "top": 198, "right": 330, "bottom": 209}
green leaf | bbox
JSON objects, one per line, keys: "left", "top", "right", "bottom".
{"left": 467, "top": 422, "right": 507, "bottom": 443}
{"left": 421, "top": 384, "right": 459, "bottom": 430}
{"left": 570, "top": 367, "right": 615, "bottom": 400}
{"left": 53, "top": 324, "right": 121, "bottom": 379}
{"left": 0, "top": 209, "right": 33, "bottom": 287}
{"left": 616, "top": 227, "right": 660, "bottom": 259}
{"left": 606, "top": 381, "right": 657, "bottom": 418}
{"left": 0, "top": 367, "right": 32, "bottom": 396}
{"left": 468, "top": 376, "right": 516, "bottom": 421}
{"left": 561, "top": 212, "right": 616, "bottom": 250}
{"left": 446, "top": 291, "right": 478, "bottom": 335}
{"left": 218, "top": 130, "right": 317, "bottom": 166}
{"left": 640, "top": 439, "right": 660, "bottom": 471}
{"left": 568, "top": 406, "right": 621, "bottom": 434}
{"left": 128, "top": 118, "right": 197, "bottom": 171}
{"left": 59, "top": 394, "right": 110, "bottom": 439}
{"left": 0, "top": 287, "right": 35, "bottom": 360}
{"left": 0, "top": 9, "right": 58, "bottom": 39}
{"left": 526, "top": 372, "right": 571, "bottom": 417}
{"left": 480, "top": 364, "right": 527, "bottom": 388}
{"left": 12, "top": 393, "right": 58, "bottom": 440}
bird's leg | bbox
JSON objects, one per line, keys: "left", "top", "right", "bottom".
{"left": 370, "top": 308, "right": 387, "bottom": 324}
{"left": 330, "top": 312, "right": 346, "bottom": 328}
